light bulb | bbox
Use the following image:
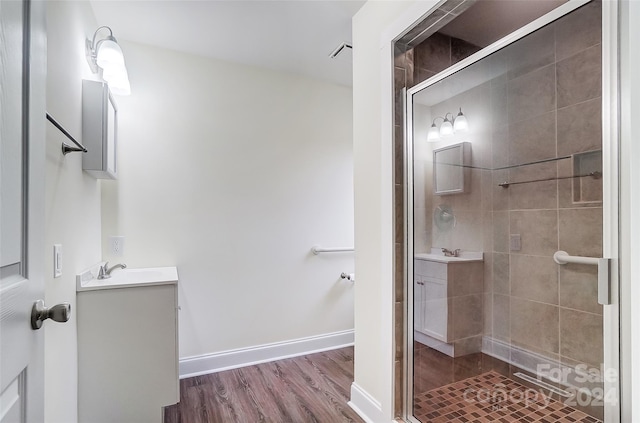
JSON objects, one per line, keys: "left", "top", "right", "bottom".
{"left": 427, "top": 123, "right": 440, "bottom": 142}
{"left": 440, "top": 118, "right": 453, "bottom": 137}
{"left": 453, "top": 108, "right": 468, "bottom": 132}
{"left": 96, "top": 38, "right": 125, "bottom": 69}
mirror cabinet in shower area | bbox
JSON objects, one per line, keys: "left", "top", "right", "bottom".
{"left": 397, "top": 1, "right": 617, "bottom": 422}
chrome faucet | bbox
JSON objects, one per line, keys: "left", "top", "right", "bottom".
{"left": 97, "top": 262, "right": 127, "bottom": 279}
{"left": 442, "top": 248, "right": 461, "bottom": 257}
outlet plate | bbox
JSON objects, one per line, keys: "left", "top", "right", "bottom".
{"left": 109, "top": 236, "right": 125, "bottom": 257}
{"left": 510, "top": 234, "right": 522, "bottom": 252}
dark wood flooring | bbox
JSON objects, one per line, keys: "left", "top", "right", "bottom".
{"left": 164, "top": 347, "right": 364, "bottom": 423}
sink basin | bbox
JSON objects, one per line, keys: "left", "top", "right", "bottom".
{"left": 414, "top": 249, "right": 483, "bottom": 263}
{"left": 77, "top": 264, "right": 178, "bottom": 291}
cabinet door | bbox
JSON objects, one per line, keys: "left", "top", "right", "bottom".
{"left": 422, "top": 277, "right": 448, "bottom": 342}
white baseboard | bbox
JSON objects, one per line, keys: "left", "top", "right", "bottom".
{"left": 179, "top": 329, "right": 354, "bottom": 379}
{"left": 348, "top": 382, "right": 385, "bottom": 423}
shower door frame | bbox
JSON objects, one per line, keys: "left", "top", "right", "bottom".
{"left": 402, "top": 1, "right": 621, "bottom": 422}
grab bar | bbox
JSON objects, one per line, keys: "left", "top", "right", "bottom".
{"left": 311, "top": 246, "right": 354, "bottom": 255}
{"left": 553, "top": 251, "right": 611, "bottom": 305}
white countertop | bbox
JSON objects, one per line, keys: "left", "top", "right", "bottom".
{"left": 415, "top": 249, "right": 483, "bottom": 263}
{"left": 77, "top": 264, "right": 178, "bottom": 292}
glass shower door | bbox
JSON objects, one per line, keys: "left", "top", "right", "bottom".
{"left": 404, "top": 1, "right": 619, "bottom": 422}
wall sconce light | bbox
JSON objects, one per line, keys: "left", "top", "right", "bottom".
{"left": 427, "top": 108, "right": 468, "bottom": 142}
{"left": 86, "top": 26, "right": 131, "bottom": 96}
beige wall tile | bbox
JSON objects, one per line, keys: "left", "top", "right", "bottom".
{"left": 493, "top": 170, "right": 510, "bottom": 211}
{"left": 452, "top": 294, "right": 483, "bottom": 339}
{"left": 493, "top": 294, "right": 510, "bottom": 342}
{"left": 557, "top": 44, "right": 602, "bottom": 108}
{"left": 560, "top": 308, "right": 603, "bottom": 367}
{"left": 507, "top": 64, "right": 556, "bottom": 124}
{"left": 484, "top": 292, "right": 493, "bottom": 335}
{"left": 558, "top": 208, "right": 603, "bottom": 257}
{"left": 483, "top": 252, "right": 493, "bottom": 292}
{"left": 447, "top": 169, "right": 483, "bottom": 211}
{"left": 493, "top": 211, "right": 509, "bottom": 253}
{"left": 508, "top": 111, "right": 556, "bottom": 165}
{"left": 554, "top": 1, "right": 602, "bottom": 61}
{"left": 510, "top": 254, "right": 558, "bottom": 305}
{"left": 510, "top": 297, "right": 559, "bottom": 355}
{"left": 507, "top": 24, "right": 555, "bottom": 80}
{"left": 449, "top": 262, "right": 484, "bottom": 296}
{"left": 557, "top": 97, "right": 602, "bottom": 157}
{"left": 508, "top": 162, "right": 558, "bottom": 210}
{"left": 493, "top": 253, "right": 510, "bottom": 295}
{"left": 482, "top": 211, "right": 493, "bottom": 253}
{"left": 559, "top": 264, "right": 602, "bottom": 315}
{"left": 491, "top": 82, "right": 508, "bottom": 128}
{"left": 510, "top": 210, "right": 558, "bottom": 256}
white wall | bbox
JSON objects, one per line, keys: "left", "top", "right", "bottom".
{"left": 45, "top": 2, "right": 102, "bottom": 423}
{"left": 351, "top": 1, "right": 425, "bottom": 420}
{"left": 101, "top": 41, "right": 355, "bottom": 361}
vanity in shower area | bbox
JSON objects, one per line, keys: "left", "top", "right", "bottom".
{"left": 414, "top": 249, "right": 483, "bottom": 357}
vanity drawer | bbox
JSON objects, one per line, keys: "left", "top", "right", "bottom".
{"left": 414, "top": 259, "right": 447, "bottom": 280}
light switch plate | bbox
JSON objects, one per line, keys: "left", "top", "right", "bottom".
{"left": 53, "top": 244, "right": 62, "bottom": 278}
{"left": 109, "top": 236, "right": 125, "bottom": 257}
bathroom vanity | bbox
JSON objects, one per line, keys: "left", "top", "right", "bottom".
{"left": 76, "top": 266, "right": 179, "bottom": 423}
{"left": 414, "top": 250, "right": 483, "bottom": 357}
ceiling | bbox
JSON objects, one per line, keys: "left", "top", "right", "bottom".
{"left": 89, "top": 0, "right": 366, "bottom": 87}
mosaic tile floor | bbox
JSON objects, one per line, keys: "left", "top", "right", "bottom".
{"left": 413, "top": 371, "right": 602, "bottom": 423}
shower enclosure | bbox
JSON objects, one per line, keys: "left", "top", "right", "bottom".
{"left": 399, "top": 1, "right": 619, "bottom": 422}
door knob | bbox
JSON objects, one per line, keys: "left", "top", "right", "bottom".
{"left": 31, "top": 300, "right": 71, "bottom": 330}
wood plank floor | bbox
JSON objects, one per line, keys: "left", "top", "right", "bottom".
{"left": 164, "top": 347, "right": 364, "bottom": 423}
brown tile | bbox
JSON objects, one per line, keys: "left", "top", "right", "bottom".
{"left": 559, "top": 264, "right": 602, "bottom": 315}
{"left": 558, "top": 208, "right": 603, "bottom": 257}
{"left": 395, "top": 183, "right": 405, "bottom": 244}
{"left": 560, "top": 308, "right": 603, "bottom": 367}
{"left": 493, "top": 294, "right": 510, "bottom": 342}
{"left": 396, "top": 242, "right": 405, "bottom": 303}
{"left": 451, "top": 36, "right": 481, "bottom": 65}
{"left": 508, "top": 162, "right": 558, "bottom": 210}
{"left": 492, "top": 124, "right": 509, "bottom": 169}
{"left": 394, "top": 124, "right": 404, "bottom": 184}
{"left": 483, "top": 252, "right": 493, "bottom": 292}
{"left": 556, "top": 44, "right": 602, "bottom": 109}
{"left": 510, "top": 297, "right": 559, "bottom": 356}
{"left": 557, "top": 97, "right": 602, "bottom": 157}
{"left": 449, "top": 262, "right": 484, "bottom": 296}
{"left": 484, "top": 293, "right": 493, "bottom": 336}
{"left": 413, "top": 32, "right": 451, "bottom": 74}
{"left": 510, "top": 210, "right": 558, "bottom": 256}
{"left": 492, "top": 170, "right": 510, "bottom": 211}
{"left": 508, "top": 111, "right": 556, "bottom": 166}
{"left": 413, "top": 68, "right": 436, "bottom": 87}
{"left": 493, "top": 253, "right": 510, "bottom": 295}
{"left": 492, "top": 83, "right": 508, "bottom": 129}
{"left": 507, "top": 23, "right": 555, "bottom": 80}
{"left": 396, "top": 301, "right": 404, "bottom": 360}
{"left": 508, "top": 64, "right": 556, "bottom": 124}
{"left": 395, "top": 66, "right": 407, "bottom": 126}
{"left": 555, "top": 1, "right": 602, "bottom": 61}
{"left": 452, "top": 294, "right": 483, "bottom": 339}
{"left": 493, "top": 211, "right": 509, "bottom": 253}
{"left": 510, "top": 254, "right": 558, "bottom": 305}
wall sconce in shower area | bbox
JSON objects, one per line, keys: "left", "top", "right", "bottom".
{"left": 427, "top": 108, "right": 468, "bottom": 142}
{"left": 86, "top": 26, "right": 131, "bottom": 95}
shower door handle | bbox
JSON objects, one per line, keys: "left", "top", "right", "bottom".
{"left": 553, "top": 251, "right": 611, "bottom": 305}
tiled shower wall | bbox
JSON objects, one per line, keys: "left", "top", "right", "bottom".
{"left": 485, "top": 1, "right": 604, "bottom": 372}
{"left": 395, "top": 1, "right": 604, "bottom": 416}
{"left": 393, "top": 30, "right": 480, "bottom": 416}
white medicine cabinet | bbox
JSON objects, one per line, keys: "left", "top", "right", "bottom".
{"left": 82, "top": 79, "right": 117, "bottom": 179}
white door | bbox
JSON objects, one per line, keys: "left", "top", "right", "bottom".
{"left": 0, "top": 1, "right": 47, "bottom": 421}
